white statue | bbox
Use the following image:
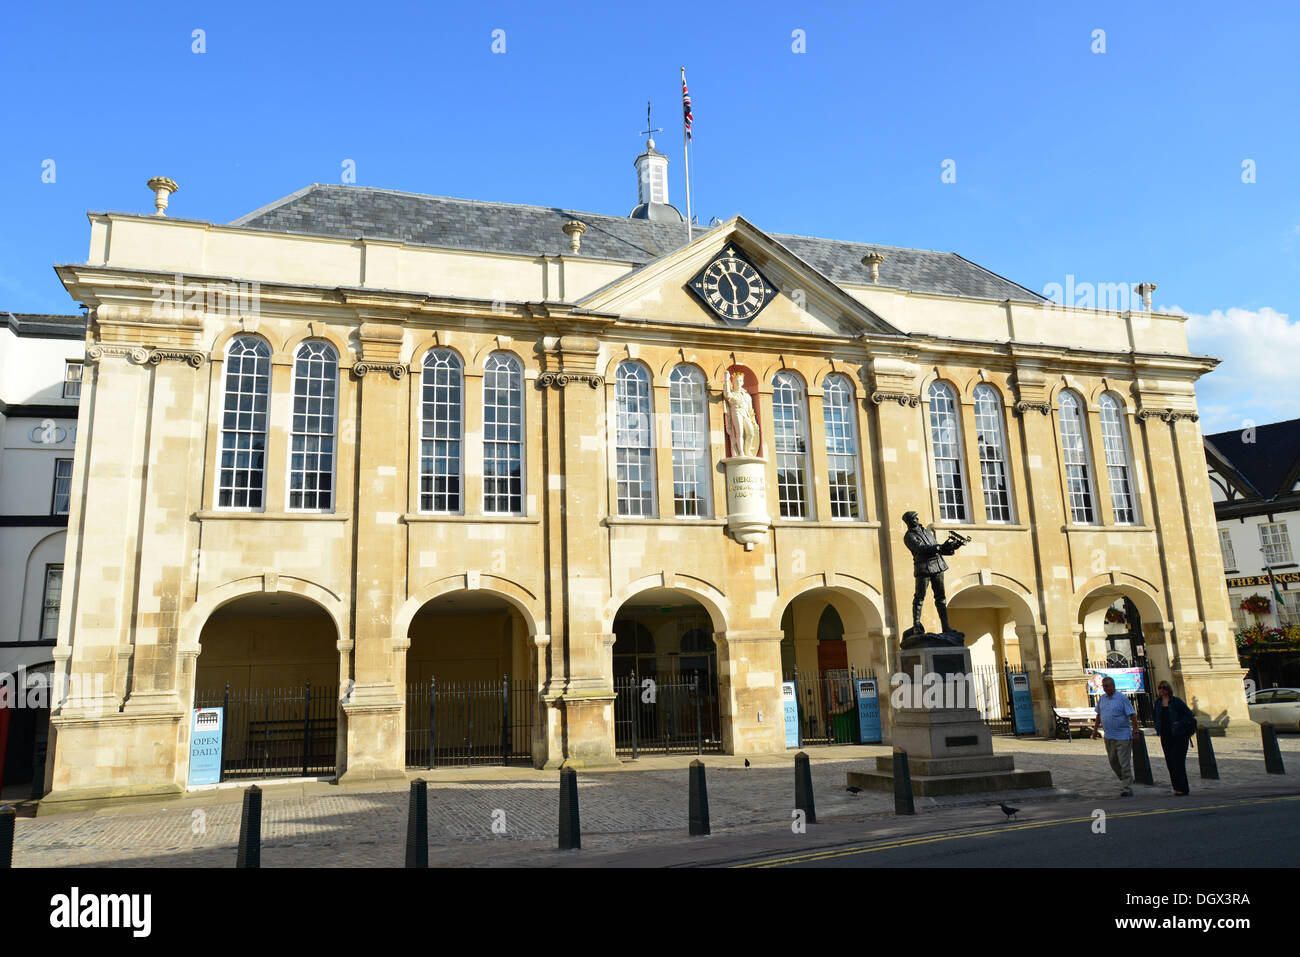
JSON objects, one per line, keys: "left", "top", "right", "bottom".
{"left": 723, "top": 371, "right": 760, "bottom": 458}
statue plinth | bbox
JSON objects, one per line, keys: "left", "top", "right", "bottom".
{"left": 721, "top": 455, "right": 770, "bottom": 549}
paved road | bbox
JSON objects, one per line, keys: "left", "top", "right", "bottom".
{"left": 731, "top": 794, "right": 1300, "bottom": 868}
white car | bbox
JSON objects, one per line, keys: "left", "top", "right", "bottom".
{"left": 1247, "top": 687, "right": 1300, "bottom": 732}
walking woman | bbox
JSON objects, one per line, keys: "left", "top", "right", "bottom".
{"left": 1153, "top": 680, "right": 1197, "bottom": 795}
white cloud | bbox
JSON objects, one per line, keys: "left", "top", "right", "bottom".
{"left": 1175, "top": 305, "right": 1300, "bottom": 433}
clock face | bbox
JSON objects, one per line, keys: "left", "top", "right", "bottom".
{"left": 688, "top": 248, "right": 777, "bottom": 324}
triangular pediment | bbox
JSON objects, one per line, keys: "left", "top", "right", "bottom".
{"left": 578, "top": 216, "right": 904, "bottom": 338}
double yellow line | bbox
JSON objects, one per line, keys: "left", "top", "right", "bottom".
{"left": 733, "top": 794, "right": 1300, "bottom": 868}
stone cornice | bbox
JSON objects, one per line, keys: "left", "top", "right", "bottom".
{"left": 86, "top": 343, "right": 205, "bottom": 367}
{"left": 870, "top": 390, "right": 920, "bottom": 407}
{"left": 1137, "top": 408, "right": 1200, "bottom": 423}
{"left": 537, "top": 372, "right": 603, "bottom": 389}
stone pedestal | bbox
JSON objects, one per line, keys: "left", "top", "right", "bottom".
{"left": 721, "top": 456, "right": 770, "bottom": 548}
{"left": 849, "top": 638, "right": 1052, "bottom": 795}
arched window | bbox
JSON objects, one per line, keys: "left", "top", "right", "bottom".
{"left": 926, "top": 381, "right": 967, "bottom": 522}
{"left": 772, "top": 371, "right": 812, "bottom": 518}
{"left": 822, "top": 374, "right": 861, "bottom": 519}
{"left": 669, "top": 364, "right": 711, "bottom": 517}
{"left": 217, "top": 335, "right": 271, "bottom": 509}
{"left": 972, "top": 384, "right": 1012, "bottom": 523}
{"left": 420, "top": 349, "right": 463, "bottom": 513}
{"left": 615, "top": 361, "right": 655, "bottom": 517}
{"left": 483, "top": 353, "right": 524, "bottom": 514}
{"left": 1057, "top": 390, "right": 1097, "bottom": 524}
{"left": 287, "top": 341, "right": 338, "bottom": 511}
{"left": 1099, "top": 393, "right": 1138, "bottom": 524}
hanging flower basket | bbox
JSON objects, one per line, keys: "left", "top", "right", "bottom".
{"left": 1240, "top": 594, "right": 1271, "bottom": 616}
{"left": 1105, "top": 608, "right": 1127, "bottom": 625}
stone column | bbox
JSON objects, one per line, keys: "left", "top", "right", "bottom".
{"left": 719, "top": 629, "right": 785, "bottom": 753}
{"left": 539, "top": 335, "right": 618, "bottom": 768}
{"left": 339, "top": 318, "right": 408, "bottom": 784}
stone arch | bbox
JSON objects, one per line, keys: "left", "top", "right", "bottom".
{"left": 810, "top": 363, "right": 867, "bottom": 394}
{"left": 1071, "top": 572, "right": 1164, "bottom": 627}
{"left": 397, "top": 573, "right": 542, "bottom": 639}
{"left": 471, "top": 344, "right": 529, "bottom": 376}
{"left": 948, "top": 574, "right": 1040, "bottom": 629}
{"left": 604, "top": 573, "right": 729, "bottom": 633}
{"left": 771, "top": 573, "right": 886, "bottom": 634}
{"left": 182, "top": 575, "right": 346, "bottom": 653}
{"left": 410, "top": 334, "right": 474, "bottom": 373}
{"left": 1048, "top": 377, "right": 1093, "bottom": 411}
{"left": 658, "top": 356, "right": 708, "bottom": 386}
{"left": 280, "top": 327, "right": 353, "bottom": 367}
{"left": 211, "top": 325, "right": 284, "bottom": 357}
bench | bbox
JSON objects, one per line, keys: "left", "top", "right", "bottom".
{"left": 1054, "top": 707, "right": 1096, "bottom": 741}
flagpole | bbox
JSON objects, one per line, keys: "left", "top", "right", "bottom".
{"left": 682, "top": 66, "right": 693, "bottom": 242}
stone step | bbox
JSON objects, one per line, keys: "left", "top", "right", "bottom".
{"left": 874, "top": 754, "right": 1015, "bottom": 776}
{"left": 847, "top": 768, "right": 1054, "bottom": 797}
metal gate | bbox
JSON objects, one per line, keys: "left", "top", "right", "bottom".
{"left": 784, "top": 667, "right": 876, "bottom": 746}
{"left": 406, "top": 677, "right": 534, "bottom": 767}
{"left": 614, "top": 672, "right": 721, "bottom": 756}
{"left": 194, "top": 682, "right": 339, "bottom": 779}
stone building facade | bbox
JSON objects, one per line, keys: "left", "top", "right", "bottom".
{"left": 43, "top": 177, "right": 1248, "bottom": 807}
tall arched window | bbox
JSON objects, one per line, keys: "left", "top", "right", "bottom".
{"left": 773, "top": 371, "right": 813, "bottom": 518}
{"left": 217, "top": 335, "right": 271, "bottom": 509}
{"left": 1058, "top": 390, "right": 1097, "bottom": 524}
{"left": 926, "top": 381, "right": 968, "bottom": 522}
{"left": 669, "top": 364, "right": 711, "bottom": 517}
{"left": 972, "top": 384, "right": 1012, "bottom": 523}
{"left": 615, "top": 361, "right": 656, "bottom": 517}
{"left": 420, "top": 349, "right": 463, "bottom": 513}
{"left": 822, "top": 374, "right": 861, "bottom": 520}
{"left": 1099, "top": 393, "right": 1138, "bottom": 524}
{"left": 483, "top": 352, "right": 524, "bottom": 514}
{"left": 287, "top": 341, "right": 338, "bottom": 511}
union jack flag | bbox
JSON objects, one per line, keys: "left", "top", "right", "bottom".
{"left": 681, "top": 70, "right": 693, "bottom": 140}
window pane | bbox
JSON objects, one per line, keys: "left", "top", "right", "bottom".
{"left": 52, "top": 458, "right": 74, "bottom": 515}
{"left": 822, "top": 375, "right": 860, "bottom": 519}
{"left": 1058, "top": 391, "right": 1095, "bottom": 524}
{"left": 287, "top": 341, "right": 338, "bottom": 511}
{"left": 927, "top": 382, "right": 967, "bottom": 522}
{"left": 669, "top": 365, "right": 711, "bottom": 517}
{"left": 420, "top": 349, "right": 464, "bottom": 513}
{"left": 1099, "top": 395, "right": 1137, "bottom": 524}
{"left": 615, "top": 362, "right": 655, "bottom": 517}
{"left": 773, "top": 372, "right": 811, "bottom": 518}
{"left": 217, "top": 336, "right": 271, "bottom": 509}
{"left": 41, "top": 565, "right": 63, "bottom": 640}
{"left": 483, "top": 353, "right": 524, "bottom": 514}
{"left": 973, "top": 385, "right": 1012, "bottom": 523}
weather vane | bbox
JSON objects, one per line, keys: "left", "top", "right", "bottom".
{"left": 639, "top": 100, "right": 662, "bottom": 146}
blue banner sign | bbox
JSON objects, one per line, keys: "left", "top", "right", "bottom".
{"left": 782, "top": 681, "right": 799, "bottom": 748}
{"left": 856, "top": 679, "right": 882, "bottom": 743}
{"left": 188, "top": 707, "right": 224, "bottom": 787}
{"left": 1086, "top": 668, "right": 1145, "bottom": 695}
{"left": 1009, "top": 672, "right": 1035, "bottom": 735}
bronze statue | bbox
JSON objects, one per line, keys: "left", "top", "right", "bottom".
{"left": 902, "top": 510, "right": 968, "bottom": 641}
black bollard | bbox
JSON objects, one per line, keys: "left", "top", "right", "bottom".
{"left": 405, "top": 779, "right": 428, "bottom": 868}
{"left": 794, "top": 751, "right": 817, "bottom": 825}
{"left": 236, "top": 785, "right": 262, "bottom": 869}
{"left": 1262, "top": 723, "right": 1286, "bottom": 775}
{"left": 1131, "top": 732, "right": 1155, "bottom": 786}
{"left": 1, "top": 805, "right": 14, "bottom": 869}
{"left": 688, "top": 760, "right": 710, "bottom": 836}
{"left": 893, "top": 748, "right": 915, "bottom": 816}
{"left": 558, "top": 766, "right": 581, "bottom": 850}
{"left": 1196, "top": 728, "right": 1219, "bottom": 780}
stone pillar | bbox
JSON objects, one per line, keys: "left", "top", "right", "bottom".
{"left": 539, "top": 335, "right": 617, "bottom": 768}
{"left": 339, "top": 318, "right": 407, "bottom": 784}
{"left": 719, "top": 629, "right": 785, "bottom": 753}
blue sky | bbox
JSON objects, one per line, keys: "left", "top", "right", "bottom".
{"left": 2, "top": 0, "right": 1296, "bottom": 431}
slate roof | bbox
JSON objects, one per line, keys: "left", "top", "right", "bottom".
{"left": 232, "top": 184, "right": 1046, "bottom": 304}
{"left": 1205, "top": 418, "right": 1300, "bottom": 503}
{"left": 0, "top": 312, "right": 86, "bottom": 339}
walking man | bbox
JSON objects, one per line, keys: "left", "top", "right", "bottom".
{"left": 1091, "top": 676, "right": 1142, "bottom": 796}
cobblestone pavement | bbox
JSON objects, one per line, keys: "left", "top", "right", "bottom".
{"left": 11, "top": 732, "right": 1297, "bottom": 867}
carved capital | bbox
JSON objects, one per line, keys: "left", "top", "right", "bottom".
{"left": 537, "top": 372, "right": 602, "bottom": 390}
{"left": 86, "top": 344, "right": 206, "bottom": 368}
{"left": 352, "top": 362, "right": 406, "bottom": 380}
{"left": 1014, "top": 400, "right": 1052, "bottom": 416}
{"left": 148, "top": 349, "right": 206, "bottom": 368}
{"left": 870, "top": 390, "right": 920, "bottom": 407}
{"left": 1137, "top": 408, "right": 1199, "bottom": 423}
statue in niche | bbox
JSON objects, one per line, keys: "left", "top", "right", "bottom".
{"left": 723, "top": 370, "right": 760, "bottom": 458}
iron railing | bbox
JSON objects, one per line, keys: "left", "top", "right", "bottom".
{"left": 614, "top": 671, "right": 722, "bottom": 756}
{"left": 1086, "top": 658, "right": 1157, "bottom": 726}
{"left": 405, "top": 676, "right": 535, "bottom": 768}
{"left": 783, "top": 667, "right": 877, "bottom": 746}
{"left": 193, "top": 682, "right": 339, "bottom": 779}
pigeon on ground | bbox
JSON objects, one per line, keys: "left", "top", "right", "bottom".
{"left": 846, "top": 786, "right": 863, "bottom": 794}
{"left": 744, "top": 758, "right": 751, "bottom": 768}
{"left": 999, "top": 802, "right": 1019, "bottom": 820}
